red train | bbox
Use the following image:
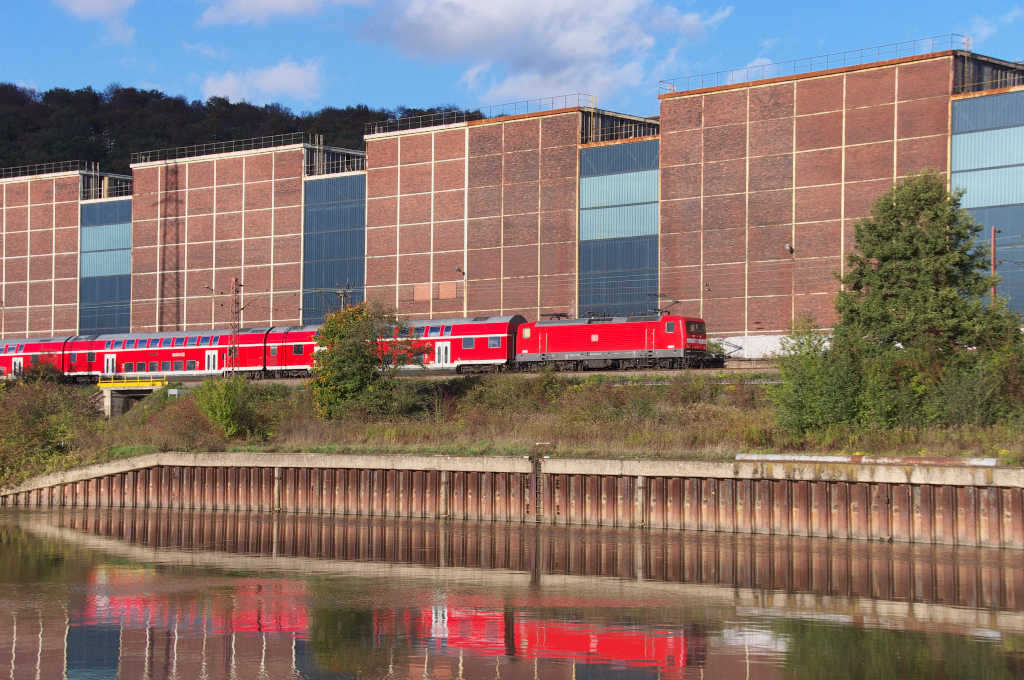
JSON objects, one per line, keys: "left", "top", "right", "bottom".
{"left": 0, "top": 314, "right": 707, "bottom": 381}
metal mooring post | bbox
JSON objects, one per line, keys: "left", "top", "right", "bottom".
{"left": 273, "top": 467, "right": 282, "bottom": 513}
{"left": 531, "top": 443, "right": 552, "bottom": 523}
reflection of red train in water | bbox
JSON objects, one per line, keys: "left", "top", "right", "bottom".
{"left": 0, "top": 313, "right": 707, "bottom": 381}
{"left": 375, "top": 604, "right": 705, "bottom": 677}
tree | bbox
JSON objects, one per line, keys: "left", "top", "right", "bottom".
{"left": 308, "top": 302, "right": 432, "bottom": 418}
{"left": 834, "top": 171, "right": 1019, "bottom": 351}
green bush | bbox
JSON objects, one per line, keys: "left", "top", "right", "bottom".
{"left": 147, "top": 398, "right": 225, "bottom": 451}
{"left": 190, "top": 377, "right": 287, "bottom": 440}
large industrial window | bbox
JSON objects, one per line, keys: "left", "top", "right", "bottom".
{"left": 302, "top": 174, "right": 366, "bottom": 324}
{"left": 79, "top": 199, "right": 132, "bottom": 334}
{"left": 578, "top": 140, "right": 659, "bottom": 317}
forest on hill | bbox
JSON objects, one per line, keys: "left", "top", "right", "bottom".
{"left": 0, "top": 83, "right": 454, "bottom": 175}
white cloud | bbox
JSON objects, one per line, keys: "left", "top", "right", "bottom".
{"left": 185, "top": 42, "right": 229, "bottom": 60}
{"left": 52, "top": 0, "right": 136, "bottom": 43}
{"left": 1002, "top": 6, "right": 1023, "bottom": 23}
{"left": 969, "top": 16, "right": 997, "bottom": 43}
{"left": 199, "top": 0, "right": 362, "bottom": 25}
{"left": 374, "top": 0, "right": 732, "bottom": 102}
{"left": 202, "top": 58, "right": 324, "bottom": 103}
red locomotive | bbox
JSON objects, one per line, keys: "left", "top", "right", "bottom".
{"left": 0, "top": 314, "right": 707, "bottom": 382}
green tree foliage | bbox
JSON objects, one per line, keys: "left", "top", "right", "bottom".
{"left": 0, "top": 82, "right": 460, "bottom": 175}
{"left": 835, "top": 171, "right": 1018, "bottom": 350}
{"left": 190, "top": 376, "right": 282, "bottom": 440}
{"left": 309, "top": 302, "right": 433, "bottom": 418}
{"left": 773, "top": 172, "right": 1024, "bottom": 432}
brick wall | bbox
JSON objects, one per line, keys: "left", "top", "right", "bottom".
{"left": 130, "top": 147, "right": 304, "bottom": 332}
{"left": 660, "top": 54, "right": 952, "bottom": 336}
{"left": 364, "top": 110, "right": 579, "bottom": 320}
{"left": 0, "top": 173, "right": 81, "bottom": 338}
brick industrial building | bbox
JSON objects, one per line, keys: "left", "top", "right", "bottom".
{"left": 1, "top": 35, "right": 1022, "bottom": 355}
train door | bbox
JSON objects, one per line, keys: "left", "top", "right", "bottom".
{"left": 11, "top": 358, "right": 22, "bottom": 377}
{"left": 435, "top": 341, "right": 451, "bottom": 368}
{"left": 205, "top": 350, "right": 218, "bottom": 372}
{"left": 104, "top": 355, "right": 116, "bottom": 374}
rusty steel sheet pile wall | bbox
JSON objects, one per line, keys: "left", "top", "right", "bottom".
{"left": 3, "top": 453, "right": 1024, "bottom": 549}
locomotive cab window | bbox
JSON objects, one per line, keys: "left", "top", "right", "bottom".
{"left": 686, "top": 321, "right": 706, "bottom": 335}
{"left": 270, "top": 346, "right": 278, "bottom": 356}
{"left": 665, "top": 322, "right": 675, "bottom": 334}
{"left": 293, "top": 344, "right": 304, "bottom": 355}
{"left": 523, "top": 328, "right": 531, "bottom": 339}
{"left": 462, "top": 337, "right": 475, "bottom": 349}
{"left": 488, "top": 336, "right": 501, "bottom": 348}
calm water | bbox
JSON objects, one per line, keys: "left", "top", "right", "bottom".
{"left": 1, "top": 509, "right": 1023, "bottom": 679}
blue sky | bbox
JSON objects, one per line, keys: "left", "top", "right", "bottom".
{"left": 4, "top": 0, "right": 1023, "bottom": 119}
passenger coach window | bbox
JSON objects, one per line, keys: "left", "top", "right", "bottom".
{"left": 161, "top": 361, "right": 171, "bottom": 371}
{"left": 105, "top": 341, "right": 112, "bottom": 349}
{"left": 149, "top": 362, "right": 158, "bottom": 372}
{"left": 270, "top": 347, "right": 277, "bottom": 356}
{"left": 186, "top": 360, "right": 197, "bottom": 370}
{"left": 17, "top": 344, "right": 23, "bottom": 353}
{"left": 114, "top": 340, "right": 123, "bottom": 349}
{"left": 462, "top": 337, "right": 475, "bottom": 349}
{"left": 428, "top": 327, "right": 440, "bottom": 337}
{"left": 174, "top": 338, "right": 185, "bottom": 347}
{"left": 443, "top": 326, "right": 452, "bottom": 336}
{"left": 87, "top": 352, "right": 96, "bottom": 362}
{"left": 187, "top": 337, "right": 197, "bottom": 346}
{"left": 488, "top": 337, "right": 501, "bottom": 348}
{"left": 173, "top": 361, "right": 183, "bottom": 371}
{"left": 293, "top": 344, "right": 304, "bottom": 355}
{"left": 666, "top": 322, "right": 675, "bottom": 333}
{"left": 200, "top": 337, "right": 210, "bottom": 346}
{"left": 30, "top": 355, "right": 39, "bottom": 365}
{"left": 124, "top": 362, "right": 134, "bottom": 372}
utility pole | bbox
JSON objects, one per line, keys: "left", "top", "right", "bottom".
{"left": 229, "top": 277, "right": 242, "bottom": 376}
{"left": 992, "top": 227, "right": 1002, "bottom": 304}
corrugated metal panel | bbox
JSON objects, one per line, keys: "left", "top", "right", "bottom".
{"left": 952, "top": 166, "right": 1024, "bottom": 208}
{"left": 303, "top": 259, "right": 366, "bottom": 291}
{"left": 80, "top": 275, "right": 131, "bottom": 305}
{"left": 80, "top": 250, "right": 131, "bottom": 277}
{"left": 304, "top": 202, "right": 365, "bottom": 233}
{"left": 579, "top": 270, "right": 659, "bottom": 317}
{"left": 579, "top": 235, "right": 658, "bottom": 272}
{"left": 580, "top": 140, "right": 659, "bottom": 177}
{"left": 80, "top": 223, "right": 131, "bottom": 252}
{"left": 968, "top": 204, "right": 1024, "bottom": 230}
{"left": 304, "top": 230, "right": 365, "bottom": 261}
{"left": 79, "top": 302, "right": 131, "bottom": 335}
{"left": 301, "top": 288, "right": 365, "bottom": 326}
{"left": 580, "top": 170, "right": 659, "bottom": 209}
{"left": 953, "top": 90, "right": 1024, "bottom": 134}
{"left": 304, "top": 174, "right": 366, "bottom": 205}
{"left": 952, "top": 126, "right": 1024, "bottom": 171}
{"left": 580, "top": 203, "right": 658, "bottom": 240}
{"left": 970, "top": 205, "right": 1024, "bottom": 313}
{"left": 81, "top": 200, "right": 132, "bottom": 227}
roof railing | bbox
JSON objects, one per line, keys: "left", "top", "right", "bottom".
{"left": 659, "top": 34, "right": 971, "bottom": 94}
{"left": 132, "top": 132, "right": 310, "bottom": 165}
{"left": 365, "top": 94, "right": 596, "bottom": 136}
{"left": 0, "top": 160, "right": 97, "bottom": 180}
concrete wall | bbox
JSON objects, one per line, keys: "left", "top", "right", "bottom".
{"left": 659, "top": 53, "right": 953, "bottom": 337}
{"left": 129, "top": 146, "right": 306, "bottom": 332}
{"left": 0, "top": 172, "right": 82, "bottom": 337}
{"left": 364, "top": 109, "right": 580, "bottom": 320}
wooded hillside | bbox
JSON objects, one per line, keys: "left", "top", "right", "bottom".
{"left": 0, "top": 83, "right": 452, "bottom": 175}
